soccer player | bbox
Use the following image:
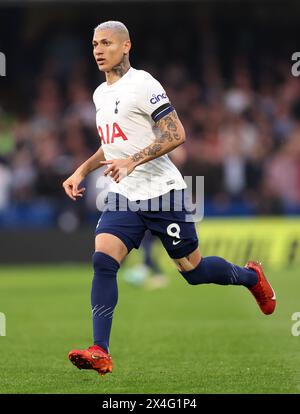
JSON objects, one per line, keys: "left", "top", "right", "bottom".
{"left": 63, "top": 21, "right": 276, "bottom": 376}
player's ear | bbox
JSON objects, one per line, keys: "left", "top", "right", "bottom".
{"left": 123, "top": 40, "right": 131, "bottom": 54}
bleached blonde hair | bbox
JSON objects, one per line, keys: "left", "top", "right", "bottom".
{"left": 94, "top": 21, "right": 130, "bottom": 40}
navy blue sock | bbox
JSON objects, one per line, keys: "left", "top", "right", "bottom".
{"left": 180, "top": 256, "right": 258, "bottom": 287}
{"left": 91, "top": 252, "right": 120, "bottom": 352}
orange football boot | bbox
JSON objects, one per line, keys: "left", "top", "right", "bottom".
{"left": 245, "top": 261, "right": 276, "bottom": 315}
{"left": 68, "top": 345, "right": 113, "bottom": 376}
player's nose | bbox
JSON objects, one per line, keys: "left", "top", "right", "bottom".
{"left": 94, "top": 46, "right": 104, "bottom": 56}
{"left": 95, "top": 51, "right": 105, "bottom": 59}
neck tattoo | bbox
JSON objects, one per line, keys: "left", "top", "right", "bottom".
{"left": 112, "top": 54, "right": 130, "bottom": 78}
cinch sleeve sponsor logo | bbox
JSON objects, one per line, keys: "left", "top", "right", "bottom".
{"left": 150, "top": 92, "right": 168, "bottom": 104}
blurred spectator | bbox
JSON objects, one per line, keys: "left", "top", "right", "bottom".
{"left": 0, "top": 158, "right": 12, "bottom": 210}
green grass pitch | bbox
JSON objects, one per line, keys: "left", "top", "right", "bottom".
{"left": 0, "top": 250, "right": 299, "bottom": 394}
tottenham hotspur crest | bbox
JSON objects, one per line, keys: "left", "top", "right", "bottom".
{"left": 115, "top": 99, "right": 120, "bottom": 114}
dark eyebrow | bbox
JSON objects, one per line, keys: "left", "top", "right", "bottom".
{"left": 93, "top": 38, "right": 112, "bottom": 44}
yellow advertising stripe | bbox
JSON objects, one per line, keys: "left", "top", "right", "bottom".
{"left": 195, "top": 218, "right": 300, "bottom": 268}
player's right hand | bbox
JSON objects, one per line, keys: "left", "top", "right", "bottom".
{"left": 62, "top": 174, "right": 86, "bottom": 201}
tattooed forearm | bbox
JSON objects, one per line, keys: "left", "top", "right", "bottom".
{"left": 131, "top": 144, "right": 162, "bottom": 162}
{"left": 142, "top": 143, "right": 162, "bottom": 156}
{"left": 130, "top": 110, "right": 185, "bottom": 166}
{"left": 131, "top": 153, "right": 144, "bottom": 163}
{"left": 155, "top": 130, "right": 173, "bottom": 143}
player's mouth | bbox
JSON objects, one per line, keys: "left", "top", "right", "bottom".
{"left": 97, "top": 58, "right": 106, "bottom": 65}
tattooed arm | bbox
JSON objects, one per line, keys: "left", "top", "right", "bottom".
{"left": 130, "top": 110, "right": 186, "bottom": 167}
{"left": 100, "top": 110, "right": 186, "bottom": 182}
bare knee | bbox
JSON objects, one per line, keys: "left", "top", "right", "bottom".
{"left": 95, "top": 233, "right": 128, "bottom": 264}
{"left": 173, "top": 248, "right": 202, "bottom": 272}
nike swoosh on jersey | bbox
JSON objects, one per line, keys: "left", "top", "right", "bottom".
{"left": 172, "top": 240, "right": 181, "bottom": 246}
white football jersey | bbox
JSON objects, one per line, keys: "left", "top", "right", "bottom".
{"left": 93, "top": 67, "right": 186, "bottom": 201}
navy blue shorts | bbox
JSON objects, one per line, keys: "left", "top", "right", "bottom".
{"left": 95, "top": 190, "right": 199, "bottom": 259}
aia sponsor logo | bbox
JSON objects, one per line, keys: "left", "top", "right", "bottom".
{"left": 150, "top": 92, "right": 167, "bottom": 104}
{"left": 98, "top": 122, "right": 128, "bottom": 144}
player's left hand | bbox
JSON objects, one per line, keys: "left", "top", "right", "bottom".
{"left": 100, "top": 158, "right": 137, "bottom": 183}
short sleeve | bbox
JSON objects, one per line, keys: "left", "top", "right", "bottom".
{"left": 136, "top": 76, "right": 174, "bottom": 122}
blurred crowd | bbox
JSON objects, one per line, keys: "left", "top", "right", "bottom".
{"left": 158, "top": 59, "right": 300, "bottom": 216}
{"left": 1, "top": 25, "right": 300, "bottom": 229}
